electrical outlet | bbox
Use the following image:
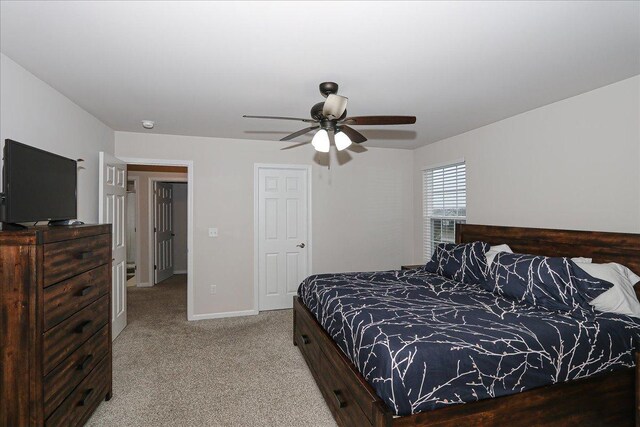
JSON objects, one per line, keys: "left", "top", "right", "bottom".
{"left": 210, "top": 285, "right": 216, "bottom": 295}
{"left": 208, "top": 227, "right": 218, "bottom": 237}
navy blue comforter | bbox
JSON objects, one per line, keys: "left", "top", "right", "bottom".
{"left": 298, "top": 269, "right": 640, "bottom": 416}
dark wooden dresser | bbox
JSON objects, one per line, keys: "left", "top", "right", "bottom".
{"left": 1, "top": 224, "right": 112, "bottom": 427}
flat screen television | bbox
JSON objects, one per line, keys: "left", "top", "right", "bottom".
{"left": 1, "top": 139, "right": 77, "bottom": 225}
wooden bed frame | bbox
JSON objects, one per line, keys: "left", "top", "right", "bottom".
{"left": 293, "top": 224, "right": 640, "bottom": 426}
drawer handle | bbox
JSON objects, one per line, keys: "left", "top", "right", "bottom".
{"left": 333, "top": 390, "right": 347, "bottom": 408}
{"left": 77, "top": 286, "right": 93, "bottom": 297}
{"left": 300, "top": 334, "right": 310, "bottom": 345}
{"left": 77, "top": 250, "right": 94, "bottom": 260}
{"left": 77, "top": 354, "right": 93, "bottom": 371}
{"left": 78, "top": 388, "right": 93, "bottom": 407}
{"left": 75, "top": 320, "right": 92, "bottom": 334}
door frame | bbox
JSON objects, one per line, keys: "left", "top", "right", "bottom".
{"left": 120, "top": 157, "right": 195, "bottom": 321}
{"left": 126, "top": 175, "right": 141, "bottom": 287}
{"left": 253, "top": 163, "right": 312, "bottom": 312}
{"left": 148, "top": 177, "right": 187, "bottom": 285}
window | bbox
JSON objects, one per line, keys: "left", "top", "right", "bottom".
{"left": 423, "top": 161, "right": 466, "bottom": 259}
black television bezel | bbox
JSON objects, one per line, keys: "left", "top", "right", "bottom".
{"left": 2, "top": 139, "right": 78, "bottom": 223}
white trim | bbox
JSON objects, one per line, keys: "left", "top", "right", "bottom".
{"left": 136, "top": 282, "right": 152, "bottom": 288}
{"left": 190, "top": 309, "right": 259, "bottom": 321}
{"left": 173, "top": 270, "right": 187, "bottom": 275}
{"left": 421, "top": 158, "right": 466, "bottom": 172}
{"left": 98, "top": 152, "right": 104, "bottom": 222}
{"left": 149, "top": 180, "right": 154, "bottom": 286}
{"left": 127, "top": 176, "right": 142, "bottom": 288}
{"left": 253, "top": 163, "right": 312, "bottom": 313}
{"left": 119, "top": 157, "right": 195, "bottom": 321}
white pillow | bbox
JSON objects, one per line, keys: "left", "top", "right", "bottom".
{"left": 572, "top": 260, "right": 640, "bottom": 318}
{"left": 571, "top": 257, "right": 592, "bottom": 263}
{"left": 485, "top": 244, "right": 513, "bottom": 268}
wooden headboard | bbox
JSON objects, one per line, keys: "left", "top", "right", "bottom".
{"left": 457, "top": 224, "right": 640, "bottom": 299}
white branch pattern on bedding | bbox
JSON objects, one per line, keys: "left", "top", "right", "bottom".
{"left": 298, "top": 269, "right": 640, "bottom": 416}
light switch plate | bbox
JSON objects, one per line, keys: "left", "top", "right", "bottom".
{"left": 208, "top": 227, "right": 218, "bottom": 237}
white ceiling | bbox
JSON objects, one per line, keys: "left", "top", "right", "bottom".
{"left": 1, "top": 1, "right": 639, "bottom": 149}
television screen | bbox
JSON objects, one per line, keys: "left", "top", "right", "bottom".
{"left": 2, "top": 139, "right": 77, "bottom": 223}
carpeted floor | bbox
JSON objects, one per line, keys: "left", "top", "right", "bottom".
{"left": 87, "top": 275, "right": 336, "bottom": 426}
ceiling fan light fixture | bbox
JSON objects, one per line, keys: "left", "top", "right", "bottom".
{"left": 334, "top": 131, "right": 352, "bottom": 151}
{"left": 311, "top": 129, "right": 330, "bottom": 152}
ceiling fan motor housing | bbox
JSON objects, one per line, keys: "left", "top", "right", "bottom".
{"left": 319, "top": 81, "right": 339, "bottom": 98}
{"left": 311, "top": 102, "right": 347, "bottom": 124}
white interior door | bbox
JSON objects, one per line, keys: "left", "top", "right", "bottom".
{"left": 257, "top": 166, "right": 309, "bottom": 311}
{"left": 98, "top": 152, "right": 127, "bottom": 340}
{"left": 154, "top": 182, "right": 174, "bottom": 284}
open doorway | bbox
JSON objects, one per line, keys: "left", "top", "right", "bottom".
{"left": 125, "top": 165, "right": 187, "bottom": 288}
{"left": 125, "top": 166, "right": 189, "bottom": 329}
{"left": 100, "top": 155, "right": 194, "bottom": 340}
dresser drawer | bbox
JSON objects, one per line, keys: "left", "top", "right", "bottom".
{"left": 45, "top": 355, "right": 110, "bottom": 427}
{"left": 43, "top": 234, "right": 111, "bottom": 287}
{"left": 43, "top": 325, "right": 109, "bottom": 418}
{"left": 44, "top": 265, "right": 109, "bottom": 331}
{"left": 43, "top": 296, "right": 109, "bottom": 375}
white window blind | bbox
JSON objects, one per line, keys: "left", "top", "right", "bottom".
{"left": 423, "top": 162, "right": 466, "bottom": 259}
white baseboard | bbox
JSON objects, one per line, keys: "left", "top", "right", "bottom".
{"left": 173, "top": 270, "right": 187, "bottom": 275}
{"left": 137, "top": 282, "right": 153, "bottom": 288}
{"left": 189, "top": 309, "right": 258, "bottom": 321}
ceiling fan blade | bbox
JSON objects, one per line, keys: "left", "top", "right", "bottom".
{"left": 339, "top": 125, "right": 367, "bottom": 144}
{"left": 347, "top": 143, "right": 368, "bottom": 153}
{"left": 280, "top": 141, "right": 312, "bottom": 150}
{"left": 342, "top": 116, "right": 416, "bottom": 126}
{"left": 322, "top": 94, "right": 348, "bottom": 119}
{"left": 243, "top": 115, "right": 317, "bottom": 123}
{"left": 328, "top": 129, "right": 336, "bottom": 148}
{"left": 280, "top": 126, "right": 319, "bottom": 141}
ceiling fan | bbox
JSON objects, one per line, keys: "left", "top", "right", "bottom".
{"left": 243, "top": 82, "right": 416, "bottom": 152}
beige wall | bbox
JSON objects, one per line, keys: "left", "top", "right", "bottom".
{"left": 116, "top": 132, "right": 414, "bottom": 317}
{"left": 172, "top": 183, "right": 188, "bottom": 273}
{"left": 413, "top": 75, "right": 640, "bottom": 263}
{"left": 0, "top": 53, "right": 115, "bottom": 222}
{"left": 5, "top": 47, "right": 636, "bottom": 320}
{"left": 127, "top": 170, "right": 187, "bottom": 286}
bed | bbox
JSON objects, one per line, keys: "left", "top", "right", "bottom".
{"left": 293, "top": 224, "right": 640, "bottom": 426}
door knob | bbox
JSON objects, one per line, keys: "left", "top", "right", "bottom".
{"left": 296, "top": 243, "right": 306, "bottom": 248}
